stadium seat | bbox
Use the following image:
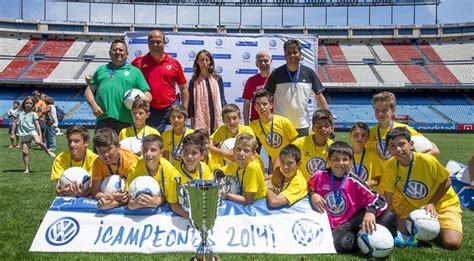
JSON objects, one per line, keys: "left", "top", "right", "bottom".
{"left": 419, "top": 42, "right": 443, "bottom": 62}
{"left": 326, "top": 43, "right": 347, "bottom": 62}
{"left": 325, "top": 65, "right": 356, "bottom": 83}
{"left": 432, "top": 105, "right": 474, "bottom": 124}
{"left": 430, "top": 92, "right": 471, "bottom": 105}
{"left": 445, "top": 64, "right": 474, "bottom": 83}
{"left": 373, "top": 65, "right": 409, "bottom": 83}
{"left": 317, "top": 45, "right": 326, "bottom": 60}
{"left": 23, "top": 61, "right": 59, "bottom": 80}
{"left": 339, "top": 43, "right": 374, "bottom": 62}
{"left": 348, "top": 65, "right": 379, "bottom": 83}
{"left": 383, "top": 43, "right": 422, "bottom": 62}
{"left": 84, "top": 40, "right": 112, "bottom": 60}
{"left": 0, "top": 59, "right": 32, "bottom": 79}
{"left": 46, "top": 61, "right": 86, "bottom": 81}
{"left": 317, "top": 65, "right": 328, "bottom": 82}
{"left": 429, "top": 41, "right": 474, "bottom": 61}
{"left": 16, "top": 38, "right": 40, "bottom": 57}
{"left": 426, "top": 65, "right": 460, "bottom": 84}
{"left": 36, "top": 39, "right": 75, "bottom": 58}
{"left": 398, "top": 65, "right": 434, "bottom": 84}
{"left": 0, "top": 37, "right": 29, "bottom": 57}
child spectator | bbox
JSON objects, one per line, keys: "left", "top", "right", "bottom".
{"left": 11, "top": 96, "right": 55, "bottom": 173}
{"left": 308, "top": 141, "right": 396, "bottom": 253}
{"left": 50, "top": 125, "right": 98, "bottom": 196}
{"left": 6, "top": 100, "right": 20, "bottom": 148}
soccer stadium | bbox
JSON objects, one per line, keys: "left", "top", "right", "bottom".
{"left": 0, "top": 0, "right": 473, "bottom": 259}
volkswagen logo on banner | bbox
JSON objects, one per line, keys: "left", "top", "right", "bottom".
{"left": 164, "top": 37, "right": 169, "bottom": 45}
{"left": 188, "top": 51, "right": 196, "bottom": 59}
{"left": 45, "top": 217, "right": 80, "bottom": 246}
{"left": 269, "top": 39, "right": 277, "bottom": 48}
{"left": 292, "top": 219, "right": 324, "bottom": 247}
{"left": 242, "top": 52, "right": 251, "bottom": 61}
{"left": 216, "top": 66, "right": 223, "bottom": 74}
{"left": 134, "top": 50, "right": 142, "bottom": 58}
{"left": 215, "top": 38, "right": 223, "bottom": 46}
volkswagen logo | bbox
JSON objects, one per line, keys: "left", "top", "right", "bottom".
{"left": 292, "top": 219, "right": 324, "bottom": 247}
{"left": 269, "top": 39, "right": 277, "bottom": 48}
{"left": 134, "top": 50, "right": 142, "bottom": 58}
{"left": 216, "top": 66, "right": 223, "bottom": 74}
{"left": 306, "top": 157, "right": 326, "bottom": 175}
{"left": 164, "top": 37, "right": 169, "bottom": 45}
{"left": 215, "top": 38, "right": 223, "bottom": 46}
{"left": 242, "top": 52, "right": 251, "bottom": 60}
{"left": 405, "top": 181, "right": 429, "bottom": 200}
{"left": 45, "top": 217, "right": 80, "bottom": 246}
{"left": 188, "top": 51, "right": 196, "bottom": 59}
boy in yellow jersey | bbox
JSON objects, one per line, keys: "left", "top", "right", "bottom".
{"left": 51, "top": 125, "right": 98, "bottom": 197}
{"left": 91, "top": 128, "right": 139, "bottom": 210}
{"left": 368, "top": 91, "right": 439, "bottom": 161}
{"left": 349, "top": 122, "right": 382, "bottom": 188}
{"left": 194, "top": 128, "right": 221, "bottom": 171}
{"left": 209, "top": 104, "right": 254, "bottom": 163}
{"left": 175, "top": 133, "right": 213, "bottom": 184}
{"left": 162, "top": 105, "right": 194, "bottom": 166}
{"left": 292, "top": 109, "right": 334, "bottom": 180}
{"left": 220, "top": 133, "right": 266, "bottom": 205}
{"left": 382, "top": 127, "right": 462, "bottom": 249}
{"left": 250, "top": 89, "right": 298, "bottom": 177}
{"left": 118, "top": 99, "right": 160, "bottom": 154}
{"left": 126, "top": 134, "right": 186, "bottom": 217}
{"left": 266, "top": 144, "right": 307, "bottom": 207}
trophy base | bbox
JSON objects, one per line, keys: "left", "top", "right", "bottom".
{"left": 191, "top": 256, "right": 219, "bottom": 261}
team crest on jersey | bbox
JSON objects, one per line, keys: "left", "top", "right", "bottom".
{"left": 376, "top": 140, "right": 392, "bottom": 160}
{"left": 324, "top": 192, "right": 347, "bottom": 216}
{"left": 405, "top": 180, "right": 429, "bottom": 200}
{"left": 348, "top": 164, "right": 368, "bottom": 181}
{"left": 321, "top": 184, "right": 331, "bottom": 191}
{"left": 172, "top": 145, "right": 183, "bottom": 161}
{"left": 166, "top": 65, "right": 172, "bottom": 70}
{"left": 266, "top": 133, "right": 283, "bottom": 148}
{"left": 306, "top": 157, "right": 326, "bottom": 175}
{"left": 123, "top": 71, "right": 130, "bottom": 77}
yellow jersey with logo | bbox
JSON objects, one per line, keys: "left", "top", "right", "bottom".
{"left": 118, "top": 125, "right": 161, "bottom": 141}
{"left": 221, "top": 160, "right": 267, "bottom": 200}
{"left": 292, "top": 135, "right": 334, "bottom": 180}
{"left": 162, "top": 128, "right": 194, "bottom": 166}
{"left": 174, "top": 161, "right": 214, "bottom": 184}
{"left": 50, "top": 149, "right": 98, "bottom": 180}
{"left": 272, "top": 170, "right": 308, "bottom": 206}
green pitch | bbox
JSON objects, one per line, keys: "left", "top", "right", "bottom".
{"left": 0, "top": 129, "right": 473, "bottom": 260}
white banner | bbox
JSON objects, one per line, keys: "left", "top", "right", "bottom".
{"left": 30, "top": 197, "right": 336, "bottom": 254}
{"left": 124, "top": 32, "right": 319, "bottom": 116}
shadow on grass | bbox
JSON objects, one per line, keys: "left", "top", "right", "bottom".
{"left": 2, "top": 169, "right": 28, "bottom": 173}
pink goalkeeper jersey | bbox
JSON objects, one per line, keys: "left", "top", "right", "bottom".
{"left": 308, "top": 170, "right": 387, "bottom": 229}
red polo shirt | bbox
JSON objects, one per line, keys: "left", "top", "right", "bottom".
{"left": 132, "top": 52, "right": 187, "bottom": 109}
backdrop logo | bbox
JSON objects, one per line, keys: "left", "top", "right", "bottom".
{"left": 242, "top": 52, "right": 251, "bottom": 60}
{"left": 45, "top": 217, "right": 80, "bottom": 246}
{"left": 216, "top": 66, "right": 223, "bottom": 74}
{"left": 188, "top": 51, "right": 196, "bottom": 59}
{"left": 269, "top": 39, "right": 277, "bottom": 48}
{"left": 134, "top": 50, "right": 142, "bottom": 58}
{"left": 164, "top": 37, "right": 169, "bottom": 45}
{"left": 235, "top": 41, "right": 258, "bottom": 47}
{"left": 215, "top": 38, "right": 223, "bottom": 46}
{"left": 182, "top": 40, "right": 204, "bottom": 45}
{"left": 292, "top": 219, "right": 324, "bottom": 247}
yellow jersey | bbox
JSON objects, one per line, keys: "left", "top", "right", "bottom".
{"left": 92, "top": 148, "right": 138, "bottom": 181}
{"left": 272, "top": 170, "right": 308, "bottom": 206}
{"left": 292, "top": 135, "right": 334, "bottom": 180}
{"left": 50, "top": 148, "right": 98, "bottom": 180}
{"left": 118, "top": 125, "right": 160, "bottom": 141}
{"left": 174, "top": 161, "right": 214, "bottom": 184}
{"left": 162, "top": 128, "right": 194, "bottom": 166}
{"left": 222, "top": 160, "right": 267, "bottom": 200}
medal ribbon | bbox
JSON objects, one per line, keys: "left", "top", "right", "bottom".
{"left": 329, "top": 170, "right": 346, "bottom": 207}
{"left": 377, "top": 121, "right": 394, "bottom": 158}
{"left": 133, "top": 125, "right": 146, "bottom": 142}
{"left": 172, "top": 128, "right": 186, "bottom": 158}
{"left": 351, "top": 148, "right": 366, "bottom": 178}
{"left": 236, "top": 168, "right": 246, "bottom": 196}
{"left": 286, "top": 64, "right": 301, "bottom": 88}
{"left": 146, "top": 164, "right": 165, "bottom": 197}
{"left": 180, "top": 162, "right": 203, "bottom": 181}
{"left": 396, "top": 154, "right": 414, "bottom": 194}
{"left": 106, "top": 152, "right": 121, "bottom": 176}
{"left": 258, "top": 117, "right": 274, "bottom": 147}
{"left": 70, "top": 151, "right": 86, "bottom": 168}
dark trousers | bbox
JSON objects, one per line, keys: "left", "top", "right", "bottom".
{"left": 332, "top": 210, "right": 397, "bottom": 253}
{"left": 94, "top": 118, "right": 130, "bottom": 136}
{"left": 147, "top": 100, "right": 180, "bottom": 133}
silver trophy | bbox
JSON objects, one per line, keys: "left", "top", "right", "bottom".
{"left": 182, "top": 179, "right": 220, "bottom": 261}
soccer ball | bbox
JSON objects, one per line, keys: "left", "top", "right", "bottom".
{"left": 220, "top": 138, "right": 236, "bottom": 163}
{"left": 100, "top": 175, "right": 126, "bottom": 195}
{"left": 406, "top": 209, "right": 440, "bottom": 241}
{"left": 123, "top": 89, "right": 145, "bottom": 110}
{"left": 128, "top": 176, "right": 161, "bottom": 199}
{"left": 119, "top": 137, "right": 142, "bottom": 155}
{"left": 357, "top": 224, "right": 394, "bottom": 258}
{"left": 59, "top": 167, "right": 91, "bottom": 191}
{"left": 411, "top": 135, "right": 433, "bottom": 153}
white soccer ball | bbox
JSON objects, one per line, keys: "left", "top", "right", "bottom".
{"left": 100, "top": 175, "right": 126, "bottom": 195}
{"left": 406, "top": 209, "right": 440, "bottom": 241}
{"left": 411, "top": 135, "right": 433, "bottom": 153}
{"left": 119, "top": 137, "right": 143, "bottom": 155}
{"left": 220, "top": 138, "right": 236, "bottom": 163}
{"left": 128, "top": 176, "right": 161, "bottom": 199}
{"left": 59, "top": 167, "right": 91, "bottom": 191}
{"left": 357, "top": 224, "right": 394, "bottom": 258}
{"left": 123, "top": 89, "right": 145, "bottom": 110}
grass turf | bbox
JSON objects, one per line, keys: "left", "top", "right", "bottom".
{"left": 0, "top": 129, "right": 473, "bottom": 260}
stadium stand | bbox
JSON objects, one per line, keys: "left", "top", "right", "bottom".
{"left": 84, "top": 40, "right": 112, "bottom": 59}
{"left": 326, "top": 43, "right": 348, "bottom": 63}
{"left": 316, "top": 65, "right": 328, "bottom": 82}
{"left": 398, "top": 65, "right": 434, "bottom": 84}
{"left": 430, "top": 92, "right": 472, "bottom": 105}
{"left": 433, "top": 105, "right": 474, "bottom": 124}
{"left": 0, "top": 60, "right": 32, "bottom": 79}
{"left": 383, "top": 43, "right": 423, "bottom": 62}
{"left": 0, "top": 59, "right": 10, "bottom": 72}
{"left": 46, "top": 61, "right": 86, "bottom": 81}
{"left": 325, "top": 65, "right": 356, "bottom": 83}
{"left": 63, "top": 40, "right": 89, "bottom": 59}
{"left": 372, "top": 65, "right": 409, "bottom": 83}
{"left": 339, "top": 43, "right": 374, "bottom": 62}
{"left": 16, "top": 38, "right": 40, "bottom": 57}
{"left": 445, "top": 64, "right": 474, "bottom": 83}
{"left": 348, "top": 65, "right": 379, "bottom": 83}
{"left": 370, "top": 43, "right": 394, "bottom": 62}
{"left": 429, "top": 41, "right": 474, "bottom": 61}
{"left": 23, "top": 61, "right": 59, "bottom": 80}
{"left": 426, "top": 64, "right": 461, "bottom": 84}
{"left": 0, "top": 37, "right": 29, "bottom": 57}
{"left": 36, "top": 39, "right": 75, "bottom": 58}
{"left": 77, "top": 62, "right": 103, "bottom": 81}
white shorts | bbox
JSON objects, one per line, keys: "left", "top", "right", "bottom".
{"left": 19, "top": 131, "right": 38, "bottom": 143}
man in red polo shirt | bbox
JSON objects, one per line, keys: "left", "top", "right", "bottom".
{"left": 131, "top": 30, "right": 189, "bottom": 133}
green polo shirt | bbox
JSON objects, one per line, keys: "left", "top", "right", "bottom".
{"left": 90, "top": 62, "right": 149, "bottom": 123}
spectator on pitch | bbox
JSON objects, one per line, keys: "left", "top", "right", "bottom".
{"left": 32, "top": 90, "right": 47, "bottom": 140}
{"left": 131, "top": 30, "right": 189, "bottom": 133}
{"left": 11, "top": 96, "right": 55, "bottom": 173}
{"left": 84, "top": 39, "right": 151, "bottom": 135}
{"left": 50, "top": 125, "right": 98, "bottom": 197}
{"left": 243, "top": 49, "right": 272, "bottom": 125}
{"left": 188, "top": 49, "right": 227, "bottom": 134}
{"left": 6, "top": 100, "right": 20, "bottom": 148}
{"left": 44, "top": 96, "right": 58, "bottom": 151}
{"left": 265, "top": 39, "right": 329, "bottom": 137}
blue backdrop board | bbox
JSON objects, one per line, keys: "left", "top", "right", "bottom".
{"left": 30, "top": 197, "right": 336, "bottom": 254}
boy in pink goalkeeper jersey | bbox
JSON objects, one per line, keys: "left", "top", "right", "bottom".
{"left": 308, "top": 141, "right": 396, "bottom": 253}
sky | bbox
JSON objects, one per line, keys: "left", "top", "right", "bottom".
{"left": 0, "top": 0, "right": 472, "bottom": 26}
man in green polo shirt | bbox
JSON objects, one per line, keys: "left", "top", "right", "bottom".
{"left": 84, "top": 39, "right": 152, "bottom": 135}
